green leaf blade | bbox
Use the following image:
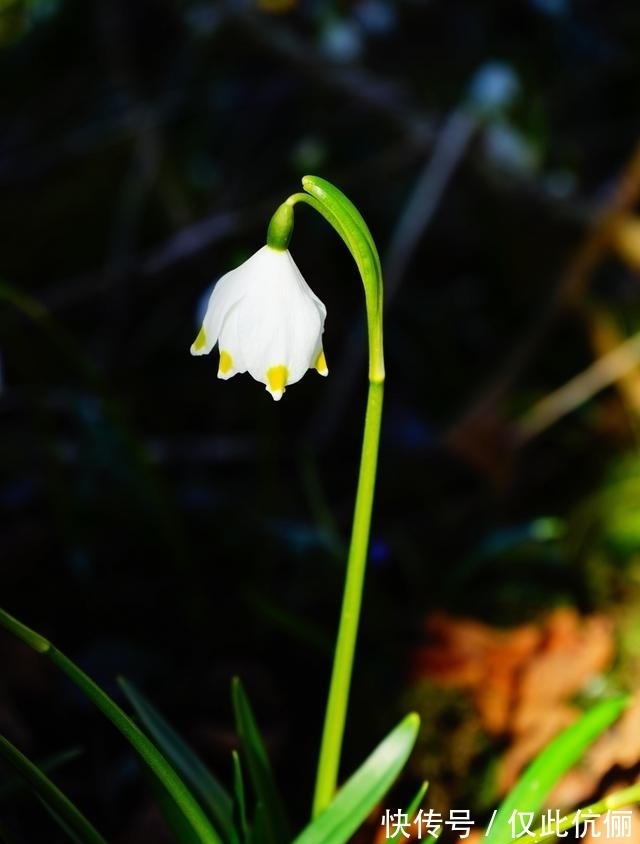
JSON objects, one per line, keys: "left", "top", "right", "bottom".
{"left": 389, "top": 781, "right": 429, "bottom": 844}
{"left": 119, "top": 678, "right": 235, "bottom": 843}
{"left": 0, "top": 734, "right": 108, "bottom": 844}
{"left": 486, "top": 696, "right": 629, "bottom": 844}
{"left": 232, "top": 750, "right": 249, "bottom": 844}
{"left": 231, "top": 678, "right": 290, "bottom": 844}
{"left": 0, "top": 607, "right": 224, "bottom": 844}
{"left": 293, "top": 713, "right": 420, "bottom": 844}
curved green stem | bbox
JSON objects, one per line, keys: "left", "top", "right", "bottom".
{"left": 284, "top": 183, "right": 384, "bottom": 383}
{"left": 271, "top": 176, "right": 386, "bottom": 817}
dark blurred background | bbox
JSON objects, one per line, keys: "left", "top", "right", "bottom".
{"left": 2, "top": 0, "right": 640, "bottom": 841}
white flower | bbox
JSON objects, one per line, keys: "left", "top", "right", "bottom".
{"left": 190, "top": 245, "right": 328, "bottom": 400}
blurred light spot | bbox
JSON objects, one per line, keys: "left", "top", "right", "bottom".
{"left": 354, "top": 0, "right": 396, "bottom": 35}
{"left": 467, "top": 61, "right": 521, "bottom": 116}
{"left": 542, "top": 169, "right": 577, "bottom": 199}
{"left": 185, "top": 2, "right": 221, "bottom": 36}
{"left": 291, "top": 136, "right": 328, "bottom": 173}
{"left": 319, "top": 19, "right": 363, "bottom": 62}
{"left": 529, "top": 0, "right": 569, "bottom": 16}
{"left": 386, "top": 406, "right": 436, "bottom": 452}
{"left": 265, "top": 518, "right": 338, "bottom": 555}
{"left": 482, "top": 122, "right": 539, "bottom": 174}
{"left": 478, "top": 518, "right": 565, "bottom": 557}
{"left": 369, "top": 538, "right": 391, "bottom": 567}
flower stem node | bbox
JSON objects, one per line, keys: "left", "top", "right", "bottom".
{"left": 190, "top": 244, "right": 328, "bottom": 400}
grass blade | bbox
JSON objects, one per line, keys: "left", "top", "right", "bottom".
{"left": 0, "top": 607, "right": 223, "bottom": 844}
{"left": 0, "top": 734, "right": 108, "bottom": 844}
{"left": 119, "top": 678, "right": 235, "bottom": 842}
{"left": 231, "top": 678, "right": 289, "bottom": 844}
{"left": 232, "top": 750, "right": 249, "bottom": 844}
{"left": 485, "top": 696, "right": 629, "bottom": 844}
{"left": 293, "top": 713, "right": 420, "bottom": 844}
{"left": 389, "top": 781, "right": 429, "bottom": 844}
{"left": 249, "top": 802, "right": 269, "bottom": 844}
{"left": 0, "top": 748, "right": 83, "bottom": 801}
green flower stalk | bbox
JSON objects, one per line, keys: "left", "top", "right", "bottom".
{"left": 281, "top": 178, "right": 384, "bottom": 818}
{"left": 191, "top": 176, "right": 385, "bottom": 817}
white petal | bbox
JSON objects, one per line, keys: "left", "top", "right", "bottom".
{"left": 233, "top": 249, "right": 326, "bottom": 386}
{"left": 217, "top": 301, "right": 248, "bottom": 375}
{"left": 243, "top": 298, "right": 324, "bottom": 385}
{"left": 192, "top": 247, "right": 271, "bottom": 356}
{"left": 191, "top": 244, "right": 327, "bottom": 398}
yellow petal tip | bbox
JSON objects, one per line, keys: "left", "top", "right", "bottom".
{"left": 266, "top": 364, "right": 288, "bottom": 400}
{"left": 314, "top": 350, "right": 328, "bottom": 376}
{"left": 191, "top": 326, "right": 207, "bottom": 355}
{"left": 218, "top": 350, "right": 235, "bottom": 379}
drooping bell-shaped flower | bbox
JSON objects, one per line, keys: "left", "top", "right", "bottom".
{"left": 190, "top": 245, "right": 328, "bottom": 400}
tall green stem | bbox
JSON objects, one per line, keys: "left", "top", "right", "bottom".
{"left": 312, "top": 375, "right": 384, "bottom": 817}
{"left": 271, "top": 176, "right": 386, "bottom": 817}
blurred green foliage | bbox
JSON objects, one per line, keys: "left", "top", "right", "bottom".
{"left": 0, "top": 0, "right": 59, "bottom": 45}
